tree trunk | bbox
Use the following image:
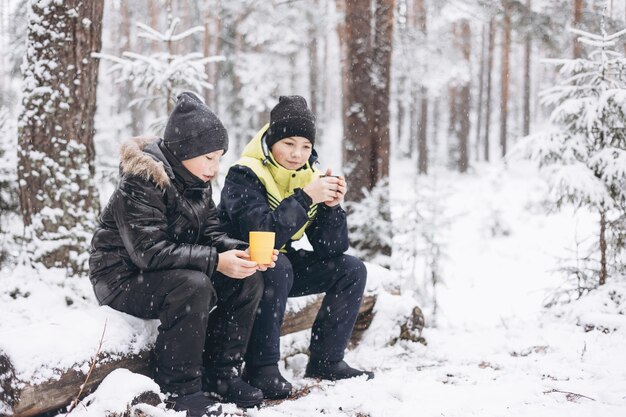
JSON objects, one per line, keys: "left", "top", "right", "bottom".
{"left": 500, "top": 9, "right": 511, "bottom": 158}
{"left": 418, "top": 88, "right": 428, "bottom": 174}
{"left": 212, "top": 6, "right": 222, "bottom": 114}
{"left": 308, "top": 4, "right": 319, "bottom": 117}
{"left": 336, "top": 0, "right": 351, "bottom": 135}
{"left": 448, "top": 19, "right": 471, "bottom": 172}
{"left": 484, "top": 17, "right": 495, "bottom": 162}
{"left": 17, "top": 0, "right": 104, "bottom": 273}
{"left": 342, "top": 0, "right": 393, "bottom": 259}
{"left": 289, "top": 51, "right": 298, "bottom": 97}
{"left": 203, "top": 1, "right": 221, "bottom": 111}
{"left": 0, "top": 0, "right": 6, "bottom": 106}
{"left": 475, "top": 23, "right": 487, "bottom": 162}
{"left": 458, "top": 19, "right": 471, "bottom": 172}
{"left": 370, "top": 0, "right": 394, "bottom": 260}
{"left": 147, "top": 0, "right": 162, "bottom": 118}
{"left": 416, "top": 0, "right": 428, "bottom": 174}
{"left": 396, "top": 84, "right": 405, "bottom": 150}
{"left": 318, "top": 0, "right": 329, "bottom": 131}
{"left": 343, "top": 0, "right": 374, "bottom": 201}
{"left": 432, "top": 96, "right": 440, "bottom": 157}
{"left": 447, "top": 20, "right": 458, "bottom": 169}
{"left": 573, "top": 0, "right": 583, "bottom": 58}
{"left": 522, "top": 0, "right": 532, "bottom": 137}
{"left": 409, "top": 90, "right": 419, "bottom": 157}
{"left": 165, "top": 0, "right": 175, "bottom": 114}
{"left": 120, "top": 1, "right": 131, "bottom": 112}
{"left": 395, "top": 0, "right": 407, "bottom": 154}
{"left": 177, "top": 0, "right": 196, "bottom": 54}
{"left": 599, "top": 208, "right": 607, "bottom": 286}
{"left": 203, "top": 16, "right": 212, "bottom": 107}
{"left": 150, "top": 0, "right": 160, "bottom": 37}
{"left": 121, "top": 0, "right": 141, "bottom": 135}
{"left": 371, "top": 0, "right": 394, "bottom": 183}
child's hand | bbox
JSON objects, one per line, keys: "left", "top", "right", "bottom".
{"left": 304, "top": 168, "right": 343, "bottom": 205}
{"left": 320, "top": 168, "right": 346, "bottom": 207}
{"left": 217, "top": 249, "right": 258, "bottom": 279}
{"left": 255, "top": 249, "right": 279, "bottom": 271}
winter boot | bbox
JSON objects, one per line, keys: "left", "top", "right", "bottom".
{"left": 203, "top": 370, "right": 263, "bottom": 408}
{"left": 304, "top": 359, "right": 374, "bottom": 381}
{"left": 242, "top": 364, "right": 292, "bottom": 400}
{"left": 170, "top": 391, "right": 222, "bottom": 417}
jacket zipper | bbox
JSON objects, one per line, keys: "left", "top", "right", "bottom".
{"left": 189, "top": 201, "right": 202, "bottom": 244}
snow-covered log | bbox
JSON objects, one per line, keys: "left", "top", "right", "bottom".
{"left": 0, "top": 351, "right": 152, "bottom": 417}
{"left": 281, "top": 294, "right": 376, "bottom": 336}
{"left": 0, "top": 295, "right": 378, "bottom": 417}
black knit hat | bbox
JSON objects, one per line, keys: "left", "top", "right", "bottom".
{"left": 266, "top": 95, "right": 316, "bottom": 149}
{"left": 163, "top": 92, "right": 228, "bottom": 160}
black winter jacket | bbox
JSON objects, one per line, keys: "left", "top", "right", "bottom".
{"left": 89, "top": 137, "right": 247, "bottom": 305}
{"left": 217, "top": 164, "right": 349, "bottom": 259}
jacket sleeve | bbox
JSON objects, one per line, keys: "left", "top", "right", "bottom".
{"left": 220, "top": 165, "right": 312, "bottom": 249}
{"left": 198, "top": 198, "right": 249, "bottom": 252}
{"left": 112, "top": 174, "right": 217, "bottom": 275}
{"left": 305, "top": 203, "right": 350, "bottom": 259}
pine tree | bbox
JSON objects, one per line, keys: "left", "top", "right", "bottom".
{"left": 522, "top": 21, "right": 626, "bottom": 288}
{"left": 393, "top": 172, "right": 452, "bottom": 322}
{"left": 346, "top": 178, "right": 393, "bottom": 267}
{"left": 94, "top": 16, "right": 223, "bottom": 129}
{"left": 0, "top": 106, "right": 18, "bottom": 266}
{"left": 17, "top": 0, "right": 103, "bottom": 273}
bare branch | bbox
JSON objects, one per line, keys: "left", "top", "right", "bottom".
{"left": 65, "top": 320, "right": 108, "bottom": 415}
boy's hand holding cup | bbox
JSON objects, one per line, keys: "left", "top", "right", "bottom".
{"left": 249, "top": 231, "right": 278, "bottom": 271}
{"left": 304, "top": 168, "right": 346, "bottom": 206}
{"left": 317, "top": 168, "right": 346, "bottom": 207}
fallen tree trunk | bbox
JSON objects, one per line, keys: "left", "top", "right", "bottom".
{"left": 0, "top": 352, "right": 152, "bottom": 417}
{"left": 0, "top": 295, "right": 377, "bottom": 417}
{"left": 281, "top": 294, "right": 376, "bottom": 336}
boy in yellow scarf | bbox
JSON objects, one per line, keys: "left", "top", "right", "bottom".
{"left": 218, "top": 96, "right": 373, "bottom": 401}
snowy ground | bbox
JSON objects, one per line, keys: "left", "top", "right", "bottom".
{"left": 1, "top": 160, "right": 625, "bottom": 417}
{"left": 243, "top": 161, "right": 626, "bottom": 417}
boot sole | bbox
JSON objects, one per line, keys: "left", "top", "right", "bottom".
{"left": 262, "top": 390, "right": 291, "bottom": 400}
{"left": 206, "top": 391, "right": 263, "bottom": 409}
{"left": 241, "top": 374, "right": 292, "bottom": 401}
{"left": 304, "top": 372, "right": 375, "bottom": 381}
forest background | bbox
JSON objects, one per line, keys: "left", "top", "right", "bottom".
{"left": 0, "top": 1, "right": 625, "bottom": 416}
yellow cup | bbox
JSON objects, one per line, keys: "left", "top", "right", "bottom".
{"left": 249, "top": 231, "right": 275, "bottom": 264}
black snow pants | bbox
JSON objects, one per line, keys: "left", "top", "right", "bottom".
{"left": 245, "top": 250, "right": 367, "bottom": 367}
{"left": 107, "top": 268, "right": 263, "bottom": 395}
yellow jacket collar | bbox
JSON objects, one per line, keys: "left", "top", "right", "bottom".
{"left": 242, "top": 124, "right": 318, "bottom": 196}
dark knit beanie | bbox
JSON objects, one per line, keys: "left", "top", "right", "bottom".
{"left": 266, "top": 95, "right": 316, "bottom": 149}
{"left": 163, "top": 92, "right": 228, "bottom": 160}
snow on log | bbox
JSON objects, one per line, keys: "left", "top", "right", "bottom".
{"left": 0, "top": 263, "right": 395, "bottom": 417}
{"left": 0, "top": 295, "right": 377, "bottom": 417}
{"left": 0, "top": 307, "right": 158, "bottom": 417}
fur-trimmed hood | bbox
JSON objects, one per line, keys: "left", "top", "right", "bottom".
{"left": 119, "top": 136, "right": 172, "bottom": 189}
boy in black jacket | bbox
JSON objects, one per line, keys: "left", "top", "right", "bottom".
{"left": 89, "top": 93, "right": 276, "bottom": 415}
{"left": 218, "top": 95, "right": 373, "bottom": 401}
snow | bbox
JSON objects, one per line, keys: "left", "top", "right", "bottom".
{"left": 526, "top": 27, "right": 626, "bottom": 219}
{"left": 2, "top": 2, "right": 625, "bottom": 416}
{"left": 66, "top": 369, "right": 179, "bottom": 417}
{"left": 0, "top": 261, "right": 159, "bottom": 387}
{"left": 2, "top": 158, "right": 625, "bottom": 416}
{"left": 3, "top": 307, "right": 157, "bottom": 384}
{"left": 245, "top": 161, "right": 626, "bottom": 417}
